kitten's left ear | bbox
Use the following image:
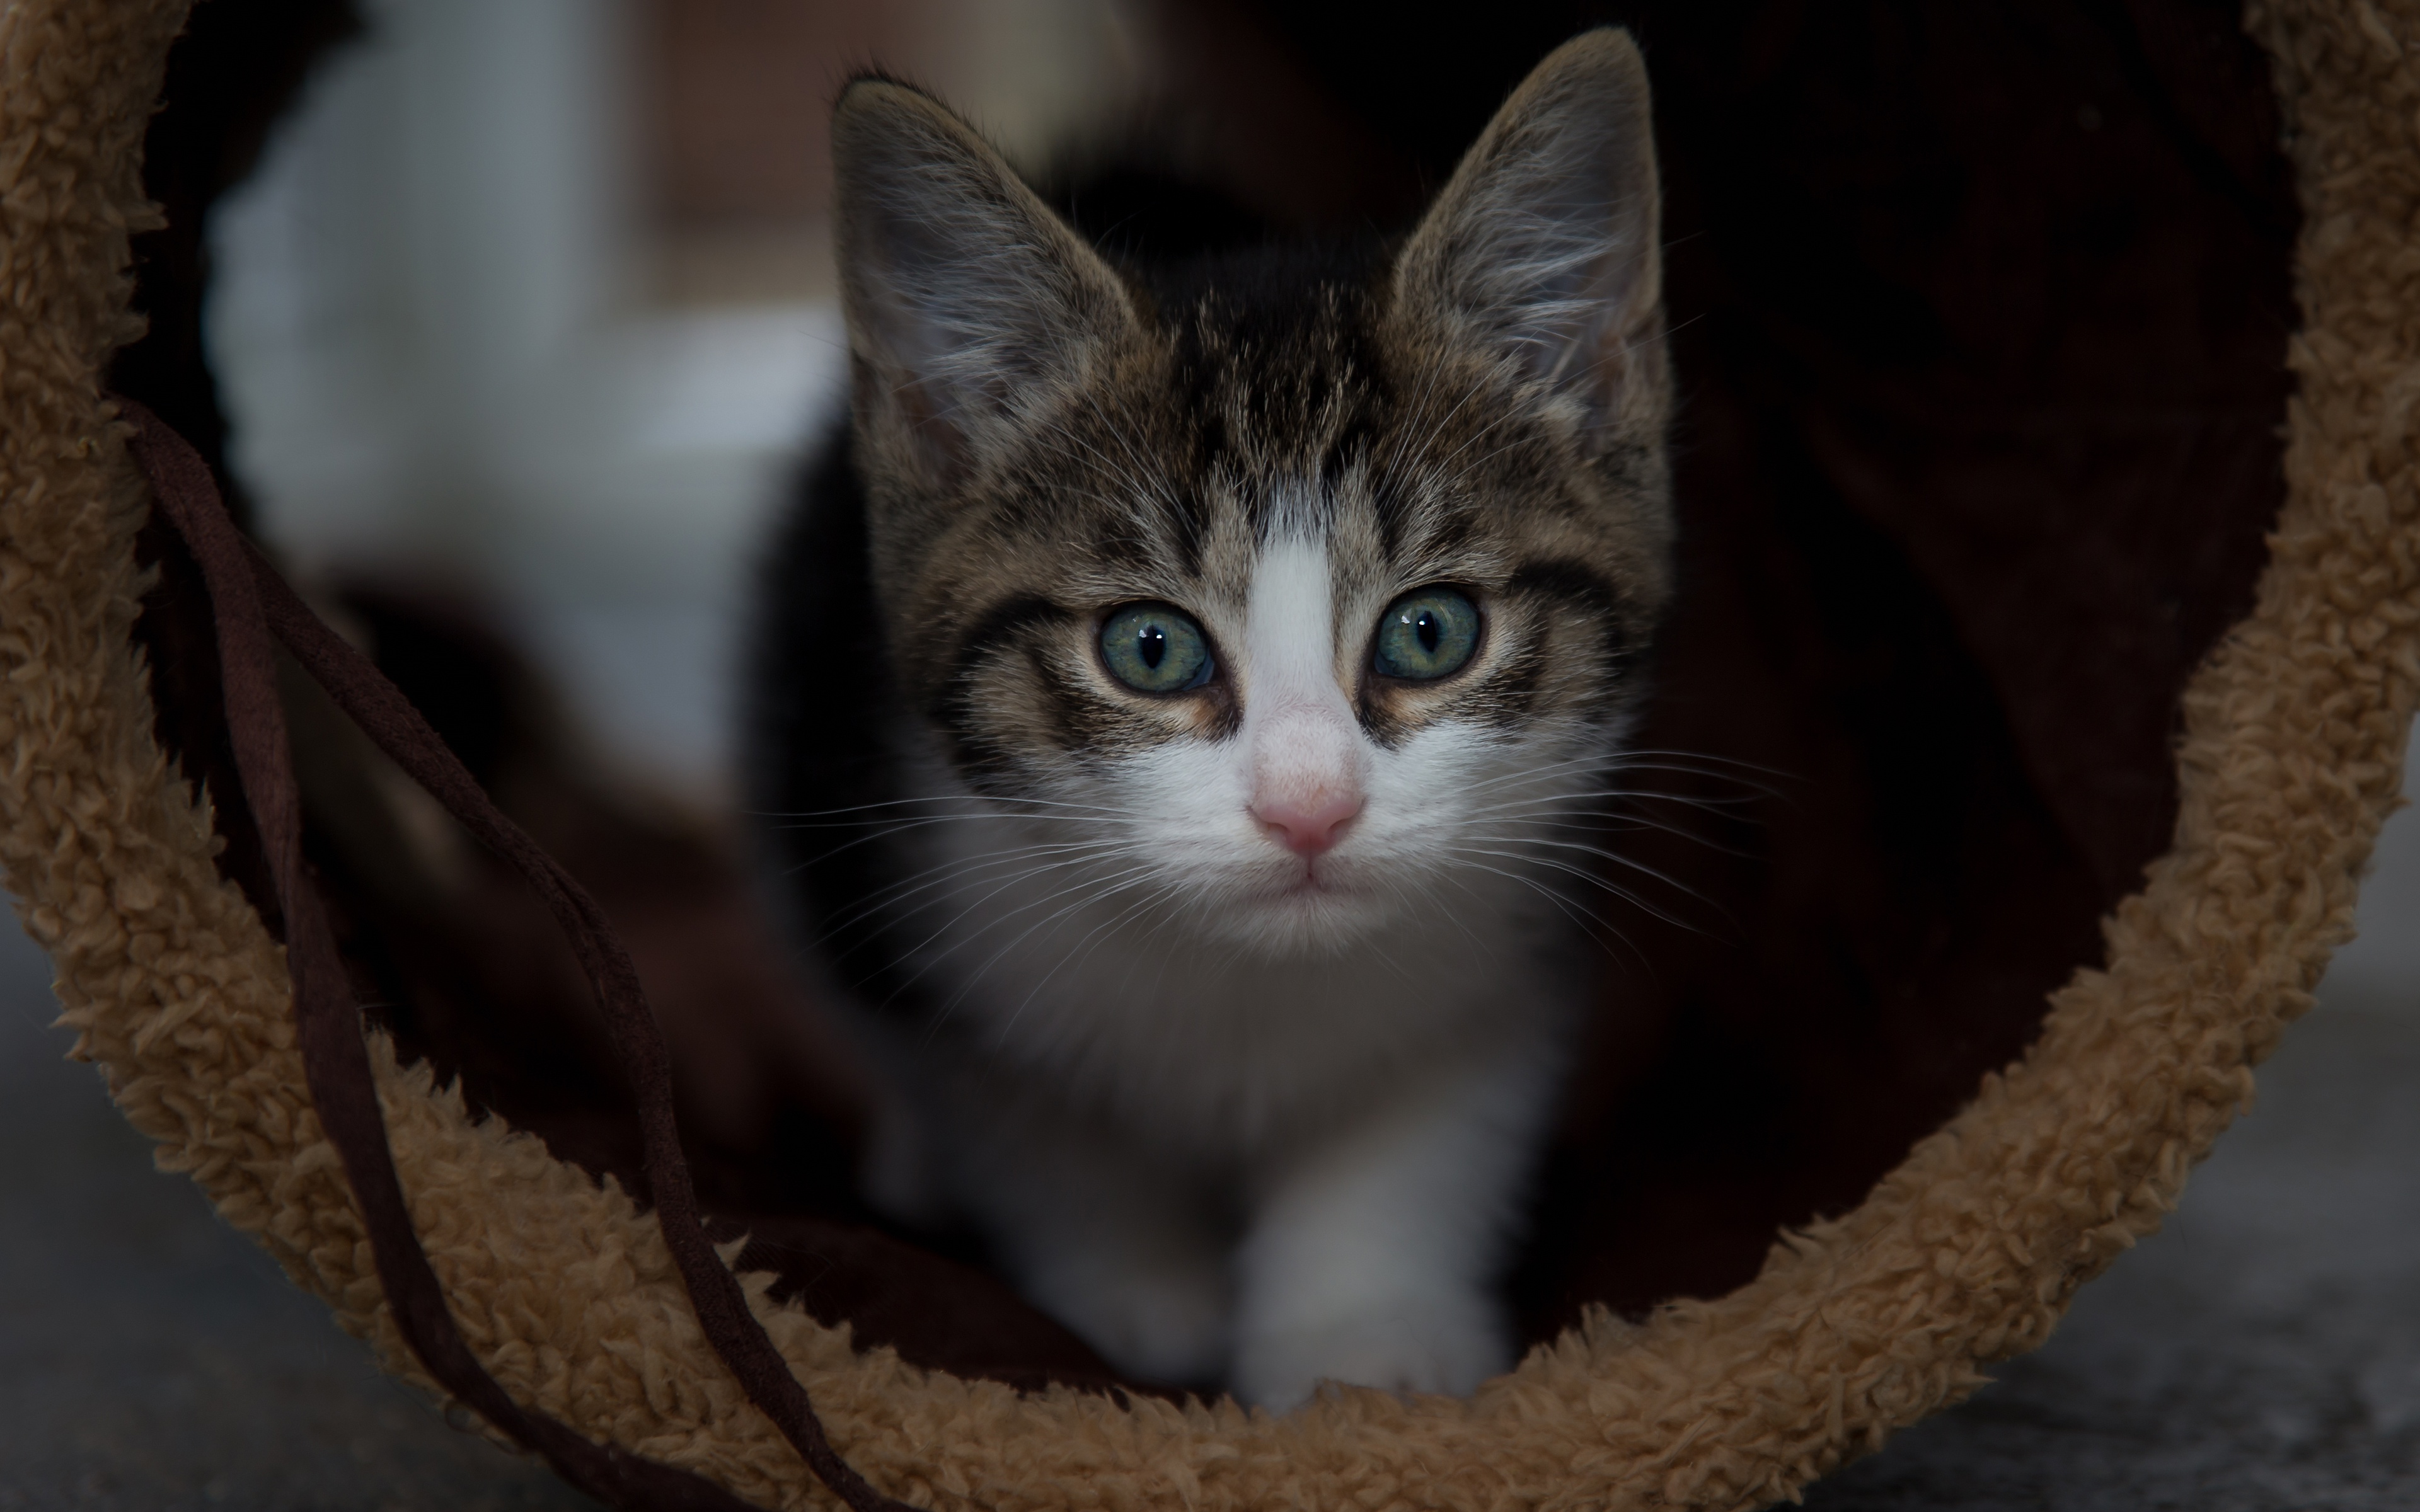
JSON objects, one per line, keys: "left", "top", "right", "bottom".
{"left": 1392, "top": 30, "right": 1663, "bottom": 449}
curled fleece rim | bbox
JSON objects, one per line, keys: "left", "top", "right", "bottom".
{"left": 2, "top": 1, "right": 2413, "bottom": 1508}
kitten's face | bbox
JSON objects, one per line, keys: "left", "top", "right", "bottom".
{"left": 833, "top": 41, "right": 1671, "bottom": 957}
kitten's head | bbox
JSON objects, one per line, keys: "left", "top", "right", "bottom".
{"left": 831, "top": 31, "right": 1671, "bottom": 957}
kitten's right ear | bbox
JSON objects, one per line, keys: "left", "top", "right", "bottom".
{"left": 833, "top": 80, "right": 1137, "bottom": 481}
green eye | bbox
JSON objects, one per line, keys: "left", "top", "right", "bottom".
{"left": 1374, "top": 587, "right": 1480, "bottom": 680}
{"left": 1100, "top": 603, "right": 1214, "bottom": 694}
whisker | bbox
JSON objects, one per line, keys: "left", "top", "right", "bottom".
{"left": 1463, "top": 785, "right": 1763, "bottom": 817}
{"left": 1445, "top": 854, "right": 1647, "bottom": 970}
{"left": 758, "top": 793, "right": 1134, "bottom": 822}
{"left": 779, "top": 817, "right": 1085, "bottom": 876}
{"left": 1455, "top": 753, "right": 1622, "bottom": 795}
{"left": 810, "top": 837, "right": 1141, "bottom": 944}
{"left": 1447, "top": 845, "right": 1709, "bottom": 938}
{"left": 1463, "top": 806, "right": 1756, "bottom": 860}
{"left": 776, "top": 813, "right": 1139, "bottom": 876}
{"left": 1615, "top": 749, "right": 1799, "bottom": 783}
{"left": 1461, "top": 833, "right": 1728, "bottom": 914}
{"left": 819, "top": 850, "right": 1136, "bottom": 963}
{"left": 922, "top": 864, "right": 1170, "bottom": 1030}
{"left": 994, "top": 878, "right": 1179, "bottom": 1040}
{"left": 891, "top": 859, "right": 1162, "bottom": 1006}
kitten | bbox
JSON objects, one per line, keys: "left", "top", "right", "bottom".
{"left": 748, "top": 29, "right": 1671, "bottom": 1410}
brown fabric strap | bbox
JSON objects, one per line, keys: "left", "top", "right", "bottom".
{"left": 119, "top": 399, "right": 913, "bottom": 1512}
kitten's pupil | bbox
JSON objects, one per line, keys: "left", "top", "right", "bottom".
{"left": 1139, "top": 624, "right": 1167, "bottom": 670}
{"left": 1415, "top": 611, "right": 1441, "bottom": 655}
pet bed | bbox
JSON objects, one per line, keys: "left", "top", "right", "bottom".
{"left": 2, "top": 0, "right": 2415, "bottom": 1508}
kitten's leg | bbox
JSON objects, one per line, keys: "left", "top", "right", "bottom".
{"left": 945, "top": 1079, "right": 1233, "bottom": 1384}
{"left": 1230, "top": 1036, "right": 1561, "bottom": 1410}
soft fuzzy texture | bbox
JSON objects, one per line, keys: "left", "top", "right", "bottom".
{"left": 0, "top": 2, "right": 2412, "bottom": 1510}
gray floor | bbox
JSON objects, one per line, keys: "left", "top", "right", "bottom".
{"left": 0, "top": 919, "right": 585, "bottom": 1512}
{"left": 1805, "top": 990, "right": 2420, "bottom": 1511}
{"left": 1, "top": 900, "right": 2414, "bottom": 1509}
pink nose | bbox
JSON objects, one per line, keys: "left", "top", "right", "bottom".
{"left": 1253, "top": 793, "right": 1363, "bottom": 857}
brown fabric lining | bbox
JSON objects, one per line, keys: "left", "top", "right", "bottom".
{"left": 118, "top": 399, "right": 908, "bottom": 1512}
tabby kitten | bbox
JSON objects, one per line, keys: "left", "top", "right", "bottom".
{"left": 749, "top": 30, "right": 1671, "bottom": 1409}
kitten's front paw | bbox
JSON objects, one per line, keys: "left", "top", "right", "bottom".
{"left": 1232, "top": 1291, "right": 1512, "bottom": 1412}
{"left": 1027, "top": 1253, "right": 1233, "bottom": 1386}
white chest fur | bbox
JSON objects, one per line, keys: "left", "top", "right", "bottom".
{"left": 844, "top": 535, "right": 1617, "bottom": 1409}
{"left": 890, "top": 803, "right": 1581, "bottom": 1158}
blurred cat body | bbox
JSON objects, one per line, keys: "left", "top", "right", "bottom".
{"left": 749, "top": 31, "right": 1672, "bottom": 1409}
